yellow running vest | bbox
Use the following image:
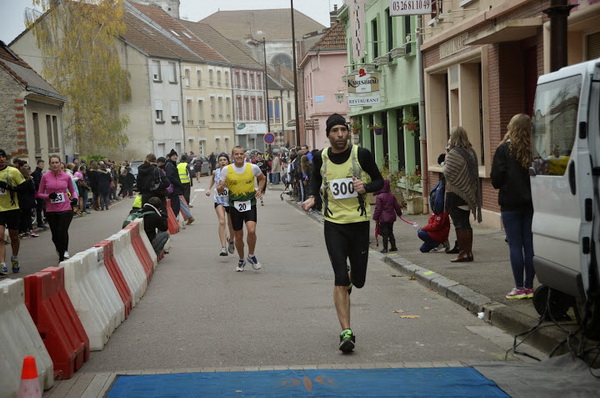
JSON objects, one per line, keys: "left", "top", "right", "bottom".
{"left": 225, "top": 163, "right": 256, "bottom": 206}
{"left": 177, "top": 162, "right": 190, "bottom": 183}
{"left": 321, "top": 145, "right": 371, "bottom": 224}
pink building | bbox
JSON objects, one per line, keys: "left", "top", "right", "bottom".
{"left": 299, "top": 23, "right": 348, "bottom": 151}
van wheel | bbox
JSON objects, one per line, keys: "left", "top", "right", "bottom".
{"left": 533, "top": 285, "right": 574, "bottom": 321}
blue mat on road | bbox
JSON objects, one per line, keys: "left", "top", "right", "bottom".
{"left": 106, "top": 367, "right": 509, "bottom": 397}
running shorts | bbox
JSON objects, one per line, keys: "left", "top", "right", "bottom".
{"left": 324, "top": 220, "right": 370, "bottom": 288}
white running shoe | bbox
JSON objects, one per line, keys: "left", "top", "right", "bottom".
{"left": 220, "top": 247, "right": 228, "bottom": 256}
{"left": 247, "top": 255, "right": 261, "bottom": 270}
{"left": 236, "top": 259, "right": 246, "bottom": 272}
{"left": 64, "top": 251, "right": 70, "bottom": 259}
{"left": 227, "top": 238, "right": 235, "bottom": 254}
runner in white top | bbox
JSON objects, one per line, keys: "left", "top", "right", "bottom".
{"left": 205, "top": 153, "right": 235, "bottom": 256}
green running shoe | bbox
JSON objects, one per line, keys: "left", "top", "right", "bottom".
{"left": 339, "top": 329, "right": 355, "bottom": 353}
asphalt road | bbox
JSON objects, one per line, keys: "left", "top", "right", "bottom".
{"left": 29, "top": 178, "right": 533, "bottom": 373}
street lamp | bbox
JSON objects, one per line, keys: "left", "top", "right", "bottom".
{"left": 290, "top": 0, "right": 300, "bottom": 147}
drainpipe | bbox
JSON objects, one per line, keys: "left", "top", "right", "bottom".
{"left": 417, "top": 16, "right": 429, "bottom": 211}
{"left": 543, "top": 0, "right": 575, "bottom": 72}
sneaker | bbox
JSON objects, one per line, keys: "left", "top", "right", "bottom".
{"left": 30, "top": 230, "right": 39, "bottom": 237}
{"left": 339, "top": 329, "right": 356, "bottom": 353}
{"left": 186, "top": 216, "right": 195, "bottom": 225}
{"left": 219, "top": 247, "right": 228, "bottom": 256}
{"left": 11, "top": 256, "right": 19, "bottom": 273}
{"left": 524, "top": 288, "right": 534, "bottom": 299}
{"left": 247, "top": 255, "right": 261, "bottom": 270}
{"left": 506, "top": 288, "right": 527, "bottom": 300}
{"left": 64, "top": 251, "right": 70, "bottom": 259}
{"left": 236, "top": 259, "right": 246, "bottom": 272}
{"left": 227, "top": 238, "right": 235, "bottom": 254}
{"left": 0, "top": 263, "right": 7, "bottom": 277}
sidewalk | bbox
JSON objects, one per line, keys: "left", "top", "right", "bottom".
{"left": 278, "top": 185, "right": 578, "bottom": 355}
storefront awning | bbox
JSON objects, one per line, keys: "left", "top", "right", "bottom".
{"left": 465, "top": 17, "right": 542, "bottom": 45}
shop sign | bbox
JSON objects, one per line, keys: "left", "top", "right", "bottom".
{"left": 348, "top": 93, "right": 381, "bottom": 107}
{"left": 347, "top": 70, "right": 380, "bottom": 93}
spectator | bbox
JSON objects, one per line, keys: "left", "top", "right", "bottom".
{"left": 31, "top": 158, "right": 47, "bottom": 230}
{"left": 165, "top": 149, "right": 183, "bottom": 218}
{"left": 15, "top": 160, "right": 37, "bottom": 238}
{"left": 75, "top": 165, "right": 90, "bottom": 214}
{"left": 254, "top": 152, "right": 270, "bottom": 206}
{"left": 88, "top": 161, "right": 100, "bottom": 211}
{"left": 142, "top": 196, "right": 169, "bottom": 254}
{"left": 443, "top": 126, "right": 482, "bottom": 262}
{"left": 97, "top": 163, "right": 112, "bottom": 211}
{"left": 418, "top": 212, "right": 451, "bottom": 253}
{"left": 271, "top": 153, "right": 281, "bottom": 185}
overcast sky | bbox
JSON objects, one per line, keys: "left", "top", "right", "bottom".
{"left": 0, "top": 0, "right": 338, "bottom": 44}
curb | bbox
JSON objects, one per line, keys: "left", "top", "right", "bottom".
{"left": 292, "top": 198, "right": 571, "bottom": 355}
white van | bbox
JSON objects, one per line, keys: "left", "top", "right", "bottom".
{"left": 530, "top": 58, "right": 600, "bottom": 338}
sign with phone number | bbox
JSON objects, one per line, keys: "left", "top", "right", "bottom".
{"left": 390, "top": 0, "right": 432, "bottom": 16}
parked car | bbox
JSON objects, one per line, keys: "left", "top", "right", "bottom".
{"left": 189, "top": 155, "right": 210, "bottom": 176}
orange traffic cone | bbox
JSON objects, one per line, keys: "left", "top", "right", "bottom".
{"left": 19, "top": 356, "right": 41, "bottom": 398}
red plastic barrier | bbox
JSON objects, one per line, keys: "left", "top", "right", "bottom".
{"left": 124, "top": 221, "right": 154, "bottom": 282}
{"left": 24, "top": 267, "right": 90, "bottom": 379}
{"left": 157, "top": 251, "right": 165, "bottom": 262}
{"left": 95, "top": 240, "right": 132, "bottom": 318}
{"left": 166, "top": 199, "right": 180, "bottom": 234}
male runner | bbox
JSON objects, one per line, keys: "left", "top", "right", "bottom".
{"left": 0, "top": 149, "right": 27, "bottom": 275}
{"left": 302, "top": 114, "right": 383, "bottom": 353}
{"left": 218, "top": 146, "right": 266, "bottom": 272}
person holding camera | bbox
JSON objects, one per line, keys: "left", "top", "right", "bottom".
{"left": 37, "top": 155, "right": 78, "bottom": 262}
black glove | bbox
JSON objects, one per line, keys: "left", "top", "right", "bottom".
{"left": 49, "top": 192, "right": 57, "bottom": 200}
{"left": 71, "top": 198, "right": 78, "bottom": 206}
{"left": 0, "top": 181, "right": 9, "bottom": 190}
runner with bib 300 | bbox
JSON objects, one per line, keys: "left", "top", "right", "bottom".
{"left": 301, "top": 113, "right": 383, "bottom": 353}
{"left": 217, "top": 146, "right": 266, "bottom": 272}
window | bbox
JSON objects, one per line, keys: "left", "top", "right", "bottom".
{"left": 235, "top": 71, "right": 241, "bottom": 88}
{"left": 258, "top": 97, "right": 264, "bottom": 121}
{"left": 244, "top": 97, "right": 250, "bottom": 121}
{"left": 209, "top": 69, "right": 214, "bottom": 86}
{"left": 155, "top": 100, "right": 164, "bottom": 123}
{"left": 184, "top": 69, "right": 190, "bottom": 87}
{"left": 33, "top": 112, "right": 40, "bottom": 153}
{"left": 251, "top": 97, "right": 256, "bottom": 120}
{"left": 533, "top": 75, "right": 581, "bottom": 175}
{"left": 242, "top": 72, "right": 248, "bottom": 89}
{"left": 186, "top": 99, "right": 193, "bottom": 125}
{"left": 387, "top": 9, "right": 394, "bottom": 52}
{"left": 257, "top": 72, "right": 262, "bottom": 90}
{"left": 170, "top": 100, "right": 180, "bottom": 123}
{"left": 371, "top": 18, "right": 379, "bottom": 59}
{"left": 152, "top": 60, "right": 161, "bottom": 81}
{"left": 197, "top": 70, "right": 202, "bottom": 87}
{"left": 217, "top": 70, "right": 222, "bottom": 86}
{"left": 52, "top": 116, "right": 58, "bottom": 150}
{"left": 210, "top": 97, "right": 216, "bottom": 120}
{"left": 197, "top": 100, "right": 205, "bottom": 125}
{"left": 250, "top": 73, "right": 255, "bottom": 89}
{"left": 224, "top": 71, "right": 229, "bottom": 87}
{"left": 46, "top": 115, "right": 53, "bottom": 150}
{"left": 226, "top": 97, "right": 231, "bottom": 120}
{"left": 168, "top": 62, "right": 177, "bottom": 83}
{"left": 236, "top": 97, "right": 243, "bottom": 120}
{"left": 218, "top": 97, "right": 223, "bottom": 120}
{"left": 404, "top": 16, "right": 412, "bottom": 54}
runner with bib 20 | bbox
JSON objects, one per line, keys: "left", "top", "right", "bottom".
{"left": 218, "top": 146, "right": 266, "bottom": 272}
{"left": 302, "top": 113, "right": 383, "bottom": 353}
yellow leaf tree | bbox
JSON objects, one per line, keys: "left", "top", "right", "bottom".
{"left": 30, "top": 0, "right": 131, "bottom": 155}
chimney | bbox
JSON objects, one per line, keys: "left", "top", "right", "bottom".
{"left": 329, "top": 4, "right": 338, "bottom": 27}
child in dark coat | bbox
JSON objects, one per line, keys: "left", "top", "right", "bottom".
{"left": 372, "top": 179, "right": 403, "bottom": 253}
{"left": 418, "top": 212, "right": 451, "bottom": 252}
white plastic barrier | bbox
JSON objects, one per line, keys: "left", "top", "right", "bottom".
{"left": 0, "top": 279, "right": 54, "bottom": 396}
{"left": 60, "top": 247, "right": 125, "bottom": 351}
{"left": 136, "top": 218, "right": 159, "bottom": 270}
{"left": 108, "top": 229, "right": 147, "bottom": 306}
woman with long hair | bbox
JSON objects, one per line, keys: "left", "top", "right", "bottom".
{"left": 38, "top": 155, "right": 78, "bottom": 261}
{"left": 491, "top": 113, "right": 535, "bottom": 299}
{"left": 206, "top": 153, "right": 235, "bottom": 256}
{"left": 443, "top": 126, "right": 482, "bottom": 262}
{"left": 97, "top": 163, "right": 112, "bottom": 211}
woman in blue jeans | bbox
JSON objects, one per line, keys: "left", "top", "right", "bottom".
{"left": 491, "top": 113, "right": 535, "bottom": 300}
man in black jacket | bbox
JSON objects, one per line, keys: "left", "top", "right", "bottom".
{"left": 31, "top": 159, "right": 47, "bottom": 229}
{"left": 164, "top": 149, "right": 183, "bottom": 218}
{"left": 142, "top": 197, "right": 169, "bottom": 254}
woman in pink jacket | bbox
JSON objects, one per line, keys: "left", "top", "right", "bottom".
{"left": 38, "top": 155, "right": 78, "bottom": 262}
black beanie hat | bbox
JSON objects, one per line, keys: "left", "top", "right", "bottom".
{"left": 168, "top": 148, "right": 178, "bottom": 157}
{"left": 218, "top": 152, "right": 230, "bottom": 162}
{"left": 325, "top": 113, "right": 348, "bottom": 136}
